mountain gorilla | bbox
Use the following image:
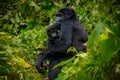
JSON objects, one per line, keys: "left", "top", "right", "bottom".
{"left": 54, "top": 7, "right": 88, "bottom": 52}
{"left": 35, "top": 7, "right": 88, "bottom": 80}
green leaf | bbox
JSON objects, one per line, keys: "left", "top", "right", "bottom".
{"left": 75, "top": 71, "right": 89, "bottom": 80}
{"left": 87, "top": 23, "right": 104, "bottom": 48}
{"left": 29, "top": 1, "right": 40, "bottom": 12}
{"left": 2, "top": 24, "right": 8, "bottom": 30}
{"left": 99, "top": 38, "right": 117, "bottom": 63}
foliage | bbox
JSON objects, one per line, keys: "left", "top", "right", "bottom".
{"left": 0, "top": 0, "right": 120, "bottom": 80}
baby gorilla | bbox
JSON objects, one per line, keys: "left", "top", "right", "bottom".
{"left": 36, "top": 23, "right": 61, "bottom": 73}
{"left": 46, "top": 23, "right": 62, "bottom": 50}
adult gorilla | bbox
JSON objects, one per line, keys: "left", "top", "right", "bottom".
{"left": 35, "top": 7, "right": 88, "bottom": 80}
{"left": 55, "top": 7, "right": 88, "bottom": 52}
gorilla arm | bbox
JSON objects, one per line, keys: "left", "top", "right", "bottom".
{"left": 72, "top": 21, "right": 88, "bottom": 52}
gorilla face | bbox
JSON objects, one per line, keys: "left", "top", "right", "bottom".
{"left": 46, "top": 23, "right": 61, "bottom": 38}
{"left": 55, "top": 7, "right": 76, "bottom": 23}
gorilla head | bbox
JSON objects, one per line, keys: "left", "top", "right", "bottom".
{"left": 55, "top": 7, "right": 77, "bottom": 23}
{"left": 46, "top": 23, "right": 61, "bottom": 38}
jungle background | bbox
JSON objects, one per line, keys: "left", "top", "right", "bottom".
{"left": 0, "top": 0, "right": 120, "bottom": 80}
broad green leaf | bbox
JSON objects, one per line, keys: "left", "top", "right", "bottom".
{"left": 8, "top": 24, "right": 13, "bottom": 30}
{"left": 87, "top": 23, "right": 104, "bottom": 48}
{"left": 99, "top": 38, "right": 117, "bottom": 63}
{"left": 2, "top": 24, "right": 8, "bottom": 30}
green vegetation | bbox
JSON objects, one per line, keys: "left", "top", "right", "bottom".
{"left": 0, "top": 0, "right": 120, "bottom": 80}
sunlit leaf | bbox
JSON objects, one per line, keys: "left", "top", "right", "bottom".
{"left": 0, "top": 32, "right": 7, "bottom": 35}
{"left": 67, "top": 47, "right": 77, "bottom": 54}
{"left": 17, "top": 58, "right": 31, "bottom": 69}
{"left": 87, "top": 23, "right": 104, "bottom": 48}
{"left": 29, "top": 1, "right": 40, "bottom": 12}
